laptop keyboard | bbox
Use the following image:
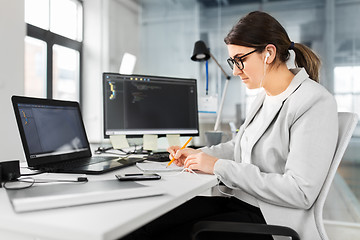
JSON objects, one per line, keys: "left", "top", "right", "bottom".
{"left": 43, "top": 156, "right": 116, "bottom": 169}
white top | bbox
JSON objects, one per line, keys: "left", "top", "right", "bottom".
{"left": 241, "top": 88, "right": 291, "bottom": 164}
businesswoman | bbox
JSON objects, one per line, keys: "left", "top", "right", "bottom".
{"left": 122, "top": 11, "right": 338, "bottom": 240}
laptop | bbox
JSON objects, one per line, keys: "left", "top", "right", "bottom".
{"left": 12, "top": 95, "right": 143, "bottom": 174}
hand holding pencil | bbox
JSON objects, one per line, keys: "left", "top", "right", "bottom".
{"left": 167, "top": 137, "right": 194, "bottom": 167}
{"left": 167, "top": 137, "right": 217, "bottom": 174}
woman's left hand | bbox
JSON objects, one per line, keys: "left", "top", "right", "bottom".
{"left": 183, "top": 152, "right": 219, "bottom": 174}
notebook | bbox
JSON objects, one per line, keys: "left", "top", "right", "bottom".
{"left": 7, "top": 179, "right": 164, "bottom": 212}
{"left": 12, "top": 95, "right": 144, "bottom": 174}
{"left": 136, "top": 161, "right": 184, "bottom": 172}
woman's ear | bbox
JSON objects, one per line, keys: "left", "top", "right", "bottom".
{"left": 264, "top": 44, "right": 276, "bottom": 64}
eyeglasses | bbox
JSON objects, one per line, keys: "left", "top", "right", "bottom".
{"left": 227, "top": 49, "right": 257, "bottom": 71}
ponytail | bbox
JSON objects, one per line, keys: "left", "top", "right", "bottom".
{"left": 292, "top": 43, "right": 321, "bottom": 83}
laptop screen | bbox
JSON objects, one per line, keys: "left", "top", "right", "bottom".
{"left": 12, "top": 96, "right": 91, "bottom": 167}
{"left": 18, "top": 104, "right": 88, "bottom": 158}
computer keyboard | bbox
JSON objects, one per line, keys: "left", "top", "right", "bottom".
{"left": 144, "top": 152, "right": 170, "bottom": 162}
{"left": 44, "top": 156, "right": 115, "bottom": 169}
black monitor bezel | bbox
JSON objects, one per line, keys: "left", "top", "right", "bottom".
{"left": 102, "top": 72, "right": 199, "bottom": 138}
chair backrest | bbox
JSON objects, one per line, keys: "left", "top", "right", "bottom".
{"left": 314, "top": 112, "right": 358, "bottom": 240}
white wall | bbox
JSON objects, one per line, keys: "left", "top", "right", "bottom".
{"left": 108, "top": 0, "right": 140, "bottom": 73}
{"left": 83, "top": 0, "right": 140, "bottom": 143}
{"left": 0, "top": 0, "right": 25, "bottom": 161}
{"left": 82, "top": 0, "right": 107, "bottom": 143}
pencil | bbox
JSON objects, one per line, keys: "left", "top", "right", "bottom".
{"left": 167, "top": 137, "right": 193, "bottom": 167}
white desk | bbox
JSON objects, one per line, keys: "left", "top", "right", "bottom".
{"left": 0, "top": 165, "right": 217, "bottom": 240}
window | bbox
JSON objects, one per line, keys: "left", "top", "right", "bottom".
{"left": 24, "top": 0, "right": 83, "bottom": 101}
{"left": 53, "top": 45, "right": 80, "bottom": 100}
{"left": 334, "top": 66, "right": 360, "bottom": 117}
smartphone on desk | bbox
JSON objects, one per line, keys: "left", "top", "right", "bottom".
{"left": 115, "top": 173, "right": 161, "bottom": 181}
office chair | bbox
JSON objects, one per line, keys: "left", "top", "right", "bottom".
{"left": 192, "top": 112, "right": 358, "bottom": 240}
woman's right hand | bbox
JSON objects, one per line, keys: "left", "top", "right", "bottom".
{"left": 167, "top": 146, "right": 201, "bottom": 166}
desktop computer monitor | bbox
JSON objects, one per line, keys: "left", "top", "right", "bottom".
{"left": 103, "top": 73, "right": 199, "bottom": 138}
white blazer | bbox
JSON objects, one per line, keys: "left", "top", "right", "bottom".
{"left": 202, "top": 68, "right": 338, "bottom": 240}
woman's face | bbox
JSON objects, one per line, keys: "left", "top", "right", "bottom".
{"left": 227, "top": 44, "right": 265, "bottom": 89}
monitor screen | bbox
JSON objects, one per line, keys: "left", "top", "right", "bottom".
{"left": 103, "top": 73, "right": 199, "bottom": 137}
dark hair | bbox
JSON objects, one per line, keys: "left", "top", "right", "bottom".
{"left": 224, "top": 11, "right": 321, "bottom": 82}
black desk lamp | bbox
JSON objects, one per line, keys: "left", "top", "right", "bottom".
{"left": 191, "top": 40, "right": 231, "bottom": 132}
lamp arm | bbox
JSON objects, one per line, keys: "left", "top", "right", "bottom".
{"left": 214, "top": 78, "right": 229, "bottom": 131}
{"left": 210, "top": 53, "right": 231, "bottom": 80}
{"left": 209, "top": 52, "right": 231, "bottom": 131}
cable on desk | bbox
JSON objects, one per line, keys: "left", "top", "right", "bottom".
{"left": 3, "top": 178, "right": 35, "bottom": 190}
{"left": 158, "top": 166, "right": 202, "bottom": 178}
{"left": 3, "top": 176, "right": 88, "bottom": 190}
{"left": 94, "top": 146, "right": 115, "bottom": 154}
{"left": 94, "top": 145, "right": 144, "bottom": 155}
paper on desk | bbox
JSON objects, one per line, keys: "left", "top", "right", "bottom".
{"left": 110, "top": 135, "right": 130, "bottom": 149}
{"left": 136, "top": 162, "right": 183, "bottom": 172}
{"left": 143, "top": 134, "right": 158, "bottom": 151}
{"left": 166, "top": 134, "right": 181, "bottom": 147}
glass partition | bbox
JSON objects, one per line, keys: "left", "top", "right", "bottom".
{"left": 105, "top": 0, "right": 360, "bottom": 225}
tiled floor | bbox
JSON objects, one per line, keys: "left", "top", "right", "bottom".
{"left": 324, "top": 220, "right": 360, "bottom": 240}
{"left": 323, "top": 161, "right": 360, "bottom": 239}
{"left": 324, "top": 175, "right": 360, "bottom": 222}
{"left": 338, "top": 162, "right": 360, "bottom": 203}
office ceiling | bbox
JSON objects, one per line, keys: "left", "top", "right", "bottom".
{"left": 197, "top": 0, "right": 296, "bottom": 8}
{"left": 138, "top": 0, "right": 325, "bottom": 11}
